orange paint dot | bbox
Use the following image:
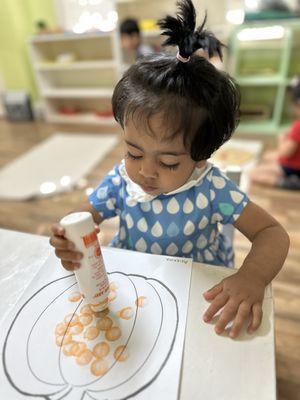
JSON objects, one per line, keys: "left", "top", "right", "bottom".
{"left": 117, "top": 307, "right": 134, "bottom": 320}
{"left": 56, "top": 334, "right": 73, "bottom": 347}
{"left": 93, "top": 342, "right": 110, "bottom": 359}
{"left": 90, "top": 359, "right": 109, "bottom": 376}
{"left": 114, "top": 345, "right": 129, "bottom": 362}
{"left": 135, "top": 296, "right": 148, "bottom": 308}
{"left": 76, "top": 349, "right": 93, "bottom": 366}
{"left": 109, "top": 282, "right": 119, "bottom": 291}
{"left": 79, "top": 313, "right": 93, "bottom": 326}
{"left": 64, "top": 313, "right": 79, "bottom": 326}
{"left": 80, "top": 304, "right": 93, "bottom": 315}
{"left": 93, "top": 308, "right": 109, "bottom": 318}
{"left": 68, "top": 323, "right": 84, "bottom": 335}
{"left": 84, "top": 326, "right": 100, "bottom": 340}
{"left": 90, "top": 298, "right": 109, "bottom": 312}
{"left": 63, "top": 341, "right": 79, "bottom": 356}
{"left": 105, "top": 326, "right": 122, "bottom": 342}
{"left": 96, "top": 316, "right": 113, "bottom": 331}
{"left": 72, "top": 342, "right": 87, "bottom": 357}
{"left": 55, "top": 322, "right": 68, "bottom": 336}
{"left": 68, "top": 291, "right": 82, "bottom": 302}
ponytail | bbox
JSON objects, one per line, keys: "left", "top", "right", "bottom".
{"left": 158, "top": 0, "right": 223, "bottom": 61}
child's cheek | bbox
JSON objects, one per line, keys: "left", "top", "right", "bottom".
{"left": 125, "top": 159, "right": 138, "bottom": 181}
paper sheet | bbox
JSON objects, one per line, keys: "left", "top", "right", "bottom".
{"left": 0, "top": 248, "right": 192, "bottom": 400}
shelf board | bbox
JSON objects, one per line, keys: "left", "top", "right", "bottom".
{"left": 43, "top": 88, "right": 114, "bottom": 98}
{"left": 236, "top": 120, "right": 278, "bottom": 134}
{"left": 236, "top": 75, "right": 285, "bottom": 86}
{"left": 47, "top": 113, "right": 116, "bottom": 126}
{"left": 30, "top": 31, "right": 113, "bottom": 43}
{"left": 36, "top": 60, "right": 117, "bottom": 71}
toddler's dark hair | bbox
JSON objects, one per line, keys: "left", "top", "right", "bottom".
{"left": 290, "top": 76, "right": 300, "bottom": 103}
{"left": 120, "top": 19, "right": 140, "bottom": 36}
{"left": 113, "top": 0, "right": 240, "bottom": 161}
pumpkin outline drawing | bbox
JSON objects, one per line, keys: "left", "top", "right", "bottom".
{"left": 2, "top": 271, "right": 179, "bottom": 400}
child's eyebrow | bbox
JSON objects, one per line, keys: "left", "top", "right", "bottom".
{"left": 125, "top": 140, "right": 186, "bottom": 156}
{"left": 125, "top": 140, "right": 143, "bottom": 151}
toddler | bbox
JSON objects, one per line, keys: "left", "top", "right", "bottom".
{"left": 250, "top": 76, "right": 300, "bottom": 190}
{"left": 50, "top": 0, "right": 289, "bottom": 339}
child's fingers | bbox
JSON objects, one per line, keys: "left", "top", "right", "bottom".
{"left": 203, "top": 292, "right": 229, "bottom": 322}
{"left": 51, "top": 223, "right": 65, "bottom": 237}
{"left": 203, "top": 282, "right": 223, "bottom": 301}
{"left": 229, "top": 302, "right": 252, "bottom": 338}
{"left": 247, "top": 303, "right": 263, "bottom": 334}
{"left": 95, "top": 225, "right": 100, "bottom": 234}
{"left": 62, "top": 261, "right": 81, "bottom": 271}
{"left": 214, "top": 300, "right": 242, "bottom": 335}
{"left": 49, "top": 236, "right": 75, "bottom": 250}
{"left": 55, "top": 249, "right": 83, "bottom": 262}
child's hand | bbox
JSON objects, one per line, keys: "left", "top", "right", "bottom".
{"left": 49, "top": 223, "right": 100, "bottom": 271}
{"left": 278, "top": 132, "right": 288, "bottom": 144}
{"left": 202, "top": 270, "right": 265, "bottom": 339}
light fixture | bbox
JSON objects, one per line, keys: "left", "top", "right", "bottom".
{"left": 226, "top": 9, "right": 245, "bottom": 25}
{"left": 237, "top": 26, "right": 285, "bottom": 41}
{"left": 245, "top": 0, "right": 259, "bottom": 10}
{"left": 73, "top": 9, "right": 117, "bottom": 33}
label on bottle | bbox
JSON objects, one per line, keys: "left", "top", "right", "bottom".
{"left": 76, "top": 230, "right": 109, "bottom": 308}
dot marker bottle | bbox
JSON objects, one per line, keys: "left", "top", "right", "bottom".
{"left": 60, "top": 212, "right": 109, "bottom": 311}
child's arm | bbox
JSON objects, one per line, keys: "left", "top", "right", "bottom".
{"left": 278, "top": 136, "right": 298, "bottom": 158}
{"left": 203, "top": 201, "right": 289, "bottom": 338}
{"left": 49, "top": 201, "right": 103, "bottom": 271}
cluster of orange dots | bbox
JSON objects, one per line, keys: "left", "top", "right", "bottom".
{"left": 54, "top": 281, "right": 147, "bottom": 376}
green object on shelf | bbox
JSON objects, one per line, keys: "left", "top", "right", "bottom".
{"left": 231, "top": 20, "right": 300, "bottom": 135}
{"left": 245, "top": 11, "right": 299, "bottom": 21}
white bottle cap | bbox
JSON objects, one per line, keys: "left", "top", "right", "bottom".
{"left": 60, "top": 212, "right": 95, "bottom": 252}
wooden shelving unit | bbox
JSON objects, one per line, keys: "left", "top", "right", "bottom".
{"left": 230, "top": 20, "right": 300, "bottom": 134}
{"left": 28, "top": 0, "right": 230, "bottom": 126}
{"left": 28, "top": 31, "right": 122, "bottom": 126}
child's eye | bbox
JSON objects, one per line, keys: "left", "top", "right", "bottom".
{"left": 127, "top": 151, "right": 142, "bottom": 160}
{"left": 159, "top": 162, "right": 180, "bottom": 170}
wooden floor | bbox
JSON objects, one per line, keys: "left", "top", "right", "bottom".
{"left": 0, "top": 119, "right": 299, "bottom": 399}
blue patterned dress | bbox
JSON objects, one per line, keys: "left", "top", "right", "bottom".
{"left": 89, "top": 162, "right": 249, "bottom": 267}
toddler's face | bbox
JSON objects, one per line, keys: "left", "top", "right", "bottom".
{"left": 123, "top": 114, "right": 205, "bottom": 196}
{"left": 121, "top": 33, "right": 140, "bottom": 51}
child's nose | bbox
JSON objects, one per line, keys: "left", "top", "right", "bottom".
{"left": 139, "top": 160, "right": 158, "bottom": 179}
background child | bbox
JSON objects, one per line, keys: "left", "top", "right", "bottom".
{"left": 250, "top": 76, "right": 300, "bottom": 190}
{"left": 50, "top": 0, "right": 289, "bottom": 339}
{"left": 120, "top": 18, "right": 156, "bottom": 60}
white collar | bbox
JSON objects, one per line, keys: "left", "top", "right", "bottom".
{"left": 119, "top": 160, "right": 213, "bottom": 203}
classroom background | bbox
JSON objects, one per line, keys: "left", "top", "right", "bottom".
{"left": 0, "top": 1, "right": 299, "bottom": 399}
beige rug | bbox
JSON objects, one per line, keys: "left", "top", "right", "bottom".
{"left": 0, "top": 133, "right": 119, "bottom": 200}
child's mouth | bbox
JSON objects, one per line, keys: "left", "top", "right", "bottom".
{"left": 140, "top": 184, "right": 158, "bottom": 193}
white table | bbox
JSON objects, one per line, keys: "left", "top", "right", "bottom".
{"left": 0, "top": 228, "right": 276, "bottom": 399}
